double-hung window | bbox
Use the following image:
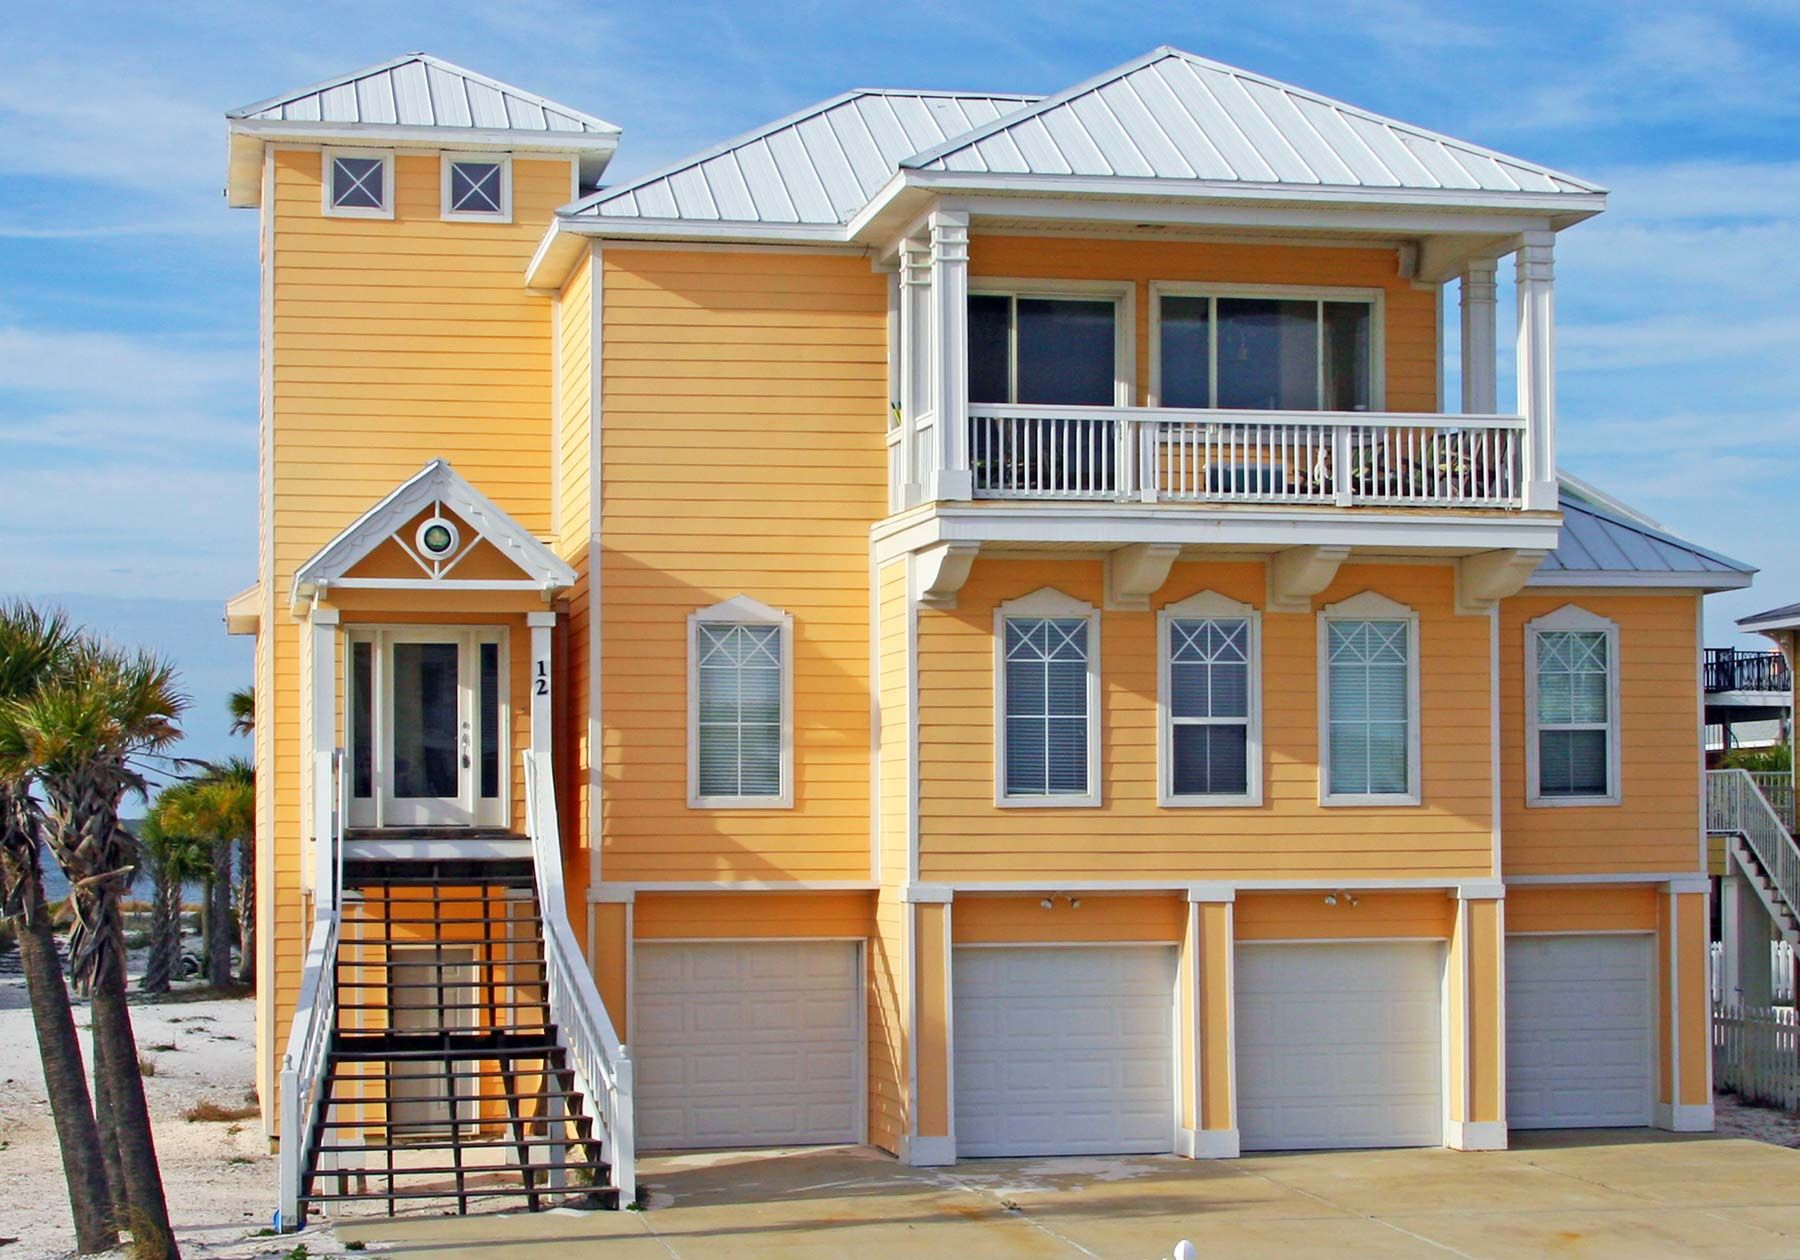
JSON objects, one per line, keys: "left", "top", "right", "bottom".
{"left": 1526, "top": 606, "right": 1621, "bottom": 805}
{"left": 689, "top": 597, "right": 793, "bottom": 808}
{"left": 1320, "top": 593, "right": 1420, "bottom": 805}
{"left": 1153, "top": 286, "right": 1380, "bottom": 412}
{"left": 1160, "top": 592, "right": 1261, "bottom": 805}
{"left": 996, "top": 589, "right": 1100, "bottom": 806}
{"left": 322, "top": 149, "right": 394, "bottom": 219}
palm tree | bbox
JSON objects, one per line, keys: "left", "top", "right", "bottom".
{"left": 227, "top": 687, "right": 254, "bottom": 738}
{"left": 163, "top": 760, "right": 253, "bottom": 989}
{"left": 136, "top": 811, "right": 208, "bottom": 996}
{"left": 4, "top": 642, "right": 186, "bottom": 1258}
{"left": 0, "top": 603, "right": 116, "bottom": 1253}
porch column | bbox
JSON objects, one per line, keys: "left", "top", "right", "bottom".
{"left": 904, "top": 884, "right": 955, "bottom": 1166}
{"left": 899, "top": 237, "right": 933, "bottom": 508}
{"left": 928, "top": 209, "right": 972, "bottom": 502}
{"left": 1181, "top": 885, "right": 1238, "bottom": 1158}
{"left": 587, "top": 886, "right": 633, "bottom": 1036}
{"left": 528, "top": 610, "right": 555, "bottom": 762}
{"left": 1514, "top": 231, "right": 1558, "bottom": 511}
{"left": 1460, "top": 259, "right": 1499, "bottom": 415}
{"left": 1448, "top": 886, "right": 1506, "bottom": 1150}
{"left": 1656, "top": 877, "right": 1715, "bottom": 1131}
{"left": 308, "top": 605, "right": 339, "bottom": 909}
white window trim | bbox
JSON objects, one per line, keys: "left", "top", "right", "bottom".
{"left": 1317, "top": 590, "right": 1422, "bottom": 807}
{"left": 994, "top": 586, "right": 1102, "bottom": 808}
{"left": 1158, "top": 590, "right": 1262, "bottom": 808}
{"left": 1147, "top": 281, "right": 1386, "bottom": 411}
{"left": 321, "top": 147, "right": 396, "bottom": 220}
{"left": 1524, "top": 604, "right": 1623, "bottom": 808}
{"left": 967, "top": 277, "right": 1137, "bottom": 406}
{"left": 687, "top": 595, "right": 795, "bottom": 809}
{"left": 441, "top": 152, "right": 514, "bottom": 223}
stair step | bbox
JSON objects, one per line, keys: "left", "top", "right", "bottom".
{"left": 319, "top": 1109, "right": 592, "bottom": 1128}
{"left": 306, "top": 1158, "right": 600, "bottom": 1180}
{"left": 302, "top": 1185, "right": 618, "bottom": 1206}
{"left": 325, "top": 1063, "right": 572, "bottom": 1083}
{"left": 316, "top": 1135, "right": 591, "bottom": 1155}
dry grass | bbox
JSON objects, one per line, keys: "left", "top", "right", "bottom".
{"left": 121, "top": 1206, "right": 173, "bottom": 1260}
{"left": 182, "top": 1098, "right": 261, "bottom": 1123}
{"left": 137, "top": 1055, "right": 157, "bottom": 1078}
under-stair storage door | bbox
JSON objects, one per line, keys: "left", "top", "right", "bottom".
{"left": 1506, "top": 933, "right": 1654, "bottom": 1129}
{"left": 632, "top": 941, "right": 863, "bottom": 1150}
{"left": 952, "top": 945, "right": 1178, "bottom": 1157}
{"left": 388, "top": 946, "right": 478, "bottom": 1135}
{"left": 1235, "top": 941, "right": 1445, "bottom": 1151}
{"left": 347, "top": 627, "right": 508, "bottom": 829}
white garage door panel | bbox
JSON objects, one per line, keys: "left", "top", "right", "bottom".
{"left": 954, "top": 946, "right": 1176, "bottom": 1157}
{"left": 1236, "top": 942, "right": 1445, "bottom": 1151}
{"left": 633, "top": 941, "right": 861, "bottom": 1150}
{"left": 1506, "top": 934, "right": 1654, "bottom": 1129}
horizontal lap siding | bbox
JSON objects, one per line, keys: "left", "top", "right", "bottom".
{"left": 597, "top": 250, "right": 886, "bottom": 882}
{"left": 1500, "top": 593, "right": 1702, "bottom": 875}
{"left": 968, "top": 236, "right": 1439, "bottom": 412}
{"left": 1507, "top": 885, "right": 1659, "bottom": 933}
{"left": 633, "top": 892, "right": 872, "bottom": 938}
{"left": 954, "top": 894, "right": 1184, "bottom": 943}
{"left": 1235, "top": 890, "right": 1455, "bottom": 940}
{"left": 263, "top": 150, "right": 571, "bottom": 1111}
{"left": 917, "top": 559, "right": 1492, "bottom": 882}
{"left": 557, "top": 253, "right": 595, "bottom": 873}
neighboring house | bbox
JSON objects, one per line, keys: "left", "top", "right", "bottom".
{"left": 224, "top": 49, "right": 1756, "bottom": 1224}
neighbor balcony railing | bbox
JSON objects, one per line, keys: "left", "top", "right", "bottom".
{"left": 964, "top": 405, "right": 1525, "bottom": 508}
{"left": 1705, "top": 648, "right": 1793, "bottom": 694}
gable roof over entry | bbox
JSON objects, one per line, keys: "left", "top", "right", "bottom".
{"left": 291, "top": 459, "right": 576, "bottom": 607}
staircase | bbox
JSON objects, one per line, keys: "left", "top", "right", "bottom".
{"left": 277, "top": 751, "right": 634, "bottom": 1228}
{"left": 1708, "top": 769, "right": 1800, "bottom": 951}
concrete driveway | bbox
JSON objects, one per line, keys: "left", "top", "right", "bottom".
{"left": 333, "top": 1132, "right": 1800, "bottom": 1259}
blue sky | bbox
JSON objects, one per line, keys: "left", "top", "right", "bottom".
{"left": 1, "top": 1, "right": 1795, "bottom": 768}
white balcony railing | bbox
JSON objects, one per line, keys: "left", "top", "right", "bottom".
{"left": 964, "top": 405, "right": 1526, "bottom": 508}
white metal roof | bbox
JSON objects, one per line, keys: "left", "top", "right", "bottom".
{"left": 1530, "top": 482, "right": 1754, "bottom": 590}
{"left": 572, "top": 89, "right": 1037, "bottom": 225}
{"left": 228, "top": 53, "right": 617, "bottom": 136}
{"left": 902, "top": 47, "right": 1601, "bottom": 196}
{"left": 1740, "top": 601, "right": 1800, "bottom": 633}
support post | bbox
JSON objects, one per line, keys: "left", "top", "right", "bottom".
{"left": 309, "top": 606, "right": 339, "bottom": 908}
{"left": 1460, "top": 259, "right": 1499, "bottom": 415}
{"left": 928, "top": 210, "right": 972, "bottom": 502}
{"left": 902, "top": 884, "right": 955, "bottom": 1166}
{"left": 529, "top": 611, "right": 555, "bottom": 763}
{"left": 1181, "top": 885, "right": 1238, "bottom": 1158}
{"left": 1514, "top": 232, "right": 1558, "bottom": 511}
{"left": 899, "top": 238, "right": 932, "bottom": 507}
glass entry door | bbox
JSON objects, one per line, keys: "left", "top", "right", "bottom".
{"left": 347, "top": 627, "right": 507, "bottom": 829}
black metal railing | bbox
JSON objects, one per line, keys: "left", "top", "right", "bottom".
{"left": 1705, "top": 648, "right": 1792, "bottom": 693}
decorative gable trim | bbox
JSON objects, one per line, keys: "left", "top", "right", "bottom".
{"left": 997, "top": 587, "right": 1095, "bottom": 618}
{"left": 1319, "top": 590, "right": 1413, "bottom": 619}
{"left": 1161, "top": 589, "right": 1256, "bottom": 619}
{"left": 291, "top": 459, "right": 576, "bottom": 605}
{"left": 692, "top": 594, "right": 789, "bottom": 624}
{"left": 1527, "top": 603, "right": 1616, "bottom": 634}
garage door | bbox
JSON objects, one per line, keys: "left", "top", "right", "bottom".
{"left": 954, "top": 946, "right": 1176, "bottom": 1157}
{"left": 1506, "top": 934, "right": 1654, "bottom": 1129}
{"left": 1236, "top": 941, "right": 1445, "bottom": 1151}
{"left": 632, "top": 941, "right": 862, "bottom": 1149}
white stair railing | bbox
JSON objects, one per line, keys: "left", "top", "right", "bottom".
{"left": 278, "top": 748, "right": 345, "bottom": 1231}
{"left": 1709, "top": 768, "right": 1800, "bottom": 927}
{"left": 522, "top": 750, "right": 635, "bottom": 1204}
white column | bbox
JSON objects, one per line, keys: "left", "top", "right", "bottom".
{"left": 1514, "top": 230, "right": 1558, "bottom": 511}
{"left": 309, "top": 606, "right": 339, "bottom": 908}
{"left": 928, "top": 209, "right": 971, "bottom": 502}
{"left": 899, "top": 237, "right": 932, "bottom": 507}
{"left": 528, "top": 610, "right": 555, "bottom": 762}
{"left": 1460, "top": 259, "right": 1498, "bottom": 415}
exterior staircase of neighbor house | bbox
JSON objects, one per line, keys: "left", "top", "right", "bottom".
{"left": 1708, "top": 769, "right": 1800, "bottom": 953}
{"left": 277, "top": 752, "right": 635, "bottom": 1229}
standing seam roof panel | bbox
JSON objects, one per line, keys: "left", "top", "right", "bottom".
{"left": 999, "top": 114, "right": 1075, "bottom": 175}
{"left": 1285, "top": 96, "right": 1399, "bottom": 185}
{"left": 828, "top": 101, "right": 897, "bottom": 193}
{"left": 1159, "top": 59, "right": 1275, "bottom": 181}
{"left": 1338, "top": 112, "right": 1440, "bottom": 186}
{"left": 1037, "top": 105, "right": 1115, "bottom": 176}
{"left": 389, "top": 61, "right": 432, "bottom": 125}
{"left": 1193, "top": 66, "right": 1319, "bottom": 184}
{"left": 355, "top": 74, "right": 397, "bottom": 125}
{"left": 1096, "top": 78, "right": 1199, "bottom": 178}
{"left": 1392, "top": 131, "right": 1483, "bottom": 190}
{"left": 1131, "top": 64, "right": 1237, "bottom": 179}
{"left": 794, "top": 113, "right": 869, "bottom": 218}
{"left": 733, "top": 139, "right": 802, "bottom": 222}
{"left": 1239, "top": 79, "right": 1359, "bottom": 184}
{"left": 424, "top": 63, "right": 472, "bottom": 127}
{"left": 970, "top": 127, "right": 1032, "bottom": 175}
{"left": 1066, "top": 92, "right": 1156, "bottom": 177}
{"left": 763, "top": 127, "right": 839, "bottom": 221}
{"left": 701, "top": 152, "right": 760, "bottom": 220}
{"left": 319, "top": 82, "right": 358, "bottom": 122}
{"left": 666, "top": 165, "right": 720, "bottom": 219}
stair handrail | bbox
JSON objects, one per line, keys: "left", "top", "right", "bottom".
{"left": 278, "top": 747, "right": 345, "bottom": 1231}
{"left": 1709, "top": 767, "right": 1800, "bottom": 925}
{"left": 521, "top": 750, "right": 635, "bottom": 1203}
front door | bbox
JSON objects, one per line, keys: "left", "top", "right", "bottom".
{"left": 347, "top": 627, "right": 507, "bottom": 829}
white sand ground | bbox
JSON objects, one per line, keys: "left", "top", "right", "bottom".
{"left": 0, "top": 976, "right": 353, "bottom": 1260}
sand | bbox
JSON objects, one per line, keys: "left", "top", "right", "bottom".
{"left": 0, "top": 976, "right": 355, "bottom": 1260}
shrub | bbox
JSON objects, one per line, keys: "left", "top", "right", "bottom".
{"left": 137, "top": 1055, "right": 157, "bottom": 1077}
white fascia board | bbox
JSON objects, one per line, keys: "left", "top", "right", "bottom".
{"left": 1527, "top": 570, "right": 1754, "bottom": 592}
{"left": 525, "top": 220, "right": 588, "bottom": 294}
{"left": 551, "top": 214, "right": 852, "bottom": 245}
{"left": 1737, "top": 611, "right": 1800, "bottom": 633}
{"left": 871, "top": 505, "right": 1562, "bottom": 565}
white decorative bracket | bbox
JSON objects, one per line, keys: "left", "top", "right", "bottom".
{"left": 1267, "top": 545, "right": 1349, "bottom": 614}
{"left": 1456, "top": 548, "right": 1547, "bottom": 615}
{"left": 1106, "top": 542, "right": 1181, "bottom": 611}
{"left": 912, "top": 542, "right": 980, "bottom": 609}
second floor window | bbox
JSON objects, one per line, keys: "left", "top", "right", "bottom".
{"left": 1164, "top": 612, "right": 1256, "bottom": 802}
{"left": 443, "top": 156, "right": 511, "bottom": 221}
{"left": 998, "top": 590, "right": 1100, "bottom": 805}
{"left": 1321, "top": 593, "right": 1419, "bottom": 805}
{"left": 324, "top": 150, "right": 393, "bottom": 218}
{"left": 689, "top": 597, "right": 793, "bottom": 808}
{"left": 968, "top": 292, "right": 1122, "bottom": 406}
{"left": 1156, "top": 289, "right": 1376, "bottom": 412}
{"left": 1526, "top": 606, "right": 1621, "bottom": 806}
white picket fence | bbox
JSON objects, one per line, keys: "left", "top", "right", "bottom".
{"left": 1714, "top": 1004, "right": 1800, "bottom": 1111}
{"left": 1711, "top": 939, "right": 1797, "bottom": 1003}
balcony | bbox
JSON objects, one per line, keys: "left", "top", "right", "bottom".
{"left": 964, "top": 405, "right": 1524, "bottom": 509}
{"left": 1706, "top": 649, "right": 1793, "bottom": 695}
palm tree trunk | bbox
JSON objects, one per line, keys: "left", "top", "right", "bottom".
{"left": 91, "top": 956, "right": 178, "bottom": 1258}
{"left": 141, "top": 869, "right": 176, "bottom": 995}
{"left": 90, "top": 1008, "right": 129, "bottom": 1216}
{"left": 207, "top": 839, "right": 232, "bottom": 989}
{"left": 14, "top": 886, "right": 117, "bottom": 1252}
{"left": 234, "top": 836, "right": 254, "bottom": 988}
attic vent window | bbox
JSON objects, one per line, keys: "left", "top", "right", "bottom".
{"left": 442, "top": 156, "right": 512, "bottom": 222}
{"left": 322, "top": 149, "right": 394, "bottom": 219}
